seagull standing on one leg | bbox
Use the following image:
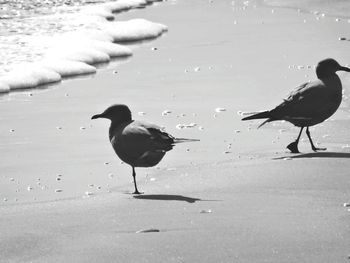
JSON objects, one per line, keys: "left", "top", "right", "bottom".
{"left": 92, "top": 104, "right": 199, "bottom": 194}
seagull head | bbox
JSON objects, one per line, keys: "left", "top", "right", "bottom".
{"left": 316, "top": 58, "right": 350, "bottom": 79}
{"left": 91, "top": 104, "right": 132, "bottom": 124}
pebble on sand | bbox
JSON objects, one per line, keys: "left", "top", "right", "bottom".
{"left": 138, "top": 112, "right": 146, "bottom": 116}
{"left": 200, "top": 209, "right": 212, "bottom": 214}
{"left": 55, "top": 189, "right": 63, "bottom": 193}
{"left": 162, "top": 110, "right": 172, "bottom": 116}
{"left": 215, "top": 107, "right": 226, "bottom": 113}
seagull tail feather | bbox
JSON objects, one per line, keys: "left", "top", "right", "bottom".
{"left": 241, "top": 110, "right": 271, "bottom": 121}
{"left": 257, "top": 118, "right": 272, "bottom": 129}
{"left": 173, "top": 138, "right": 200, "bottom": 144}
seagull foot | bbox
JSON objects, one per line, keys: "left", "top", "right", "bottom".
{"left": 312, "top": 147, "right": 326, "bottom": 152}
{"left": 287, "top": 141, "right": 300, "bottom": 153}
{"left": 133, "top": 190, "right": 143, "bottom": 195}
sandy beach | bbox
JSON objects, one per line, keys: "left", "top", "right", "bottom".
{"left": 1, "top": 0, "right": 350, "bottom": 262}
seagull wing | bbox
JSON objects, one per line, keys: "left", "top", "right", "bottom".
{"left": 271, "top": 80, "right": 337, "bottom": 121}
{"left": 112, "top": 121, "right": 174, "bottom": 167}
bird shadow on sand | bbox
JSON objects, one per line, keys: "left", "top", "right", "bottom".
{"left": 273, "top": 151, "right": 350, "bottom": 160}
{"left": 133, "top": 194, "right": 220, "bottom": 203}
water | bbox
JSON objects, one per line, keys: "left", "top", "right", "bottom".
{"left": 262, "top": 0, "right": 350, "bottom": 18}
{"left": 0, "top": 0, "right": 108, "bottom": 74}
{"left": 1, "top": 0, "right": 349, "bottom": 92}
{"left": 0, "top": 0, "right": 166, "bottom": 92}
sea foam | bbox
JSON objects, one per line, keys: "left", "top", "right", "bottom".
{"left": 0, "top": 0, "right": 167, "bottom": 93}
{"left": 38, "top": 60, "right": 97, "bottom": 77}
{"left": 0, "top": 65, "right": 62, "bottom": 90}
{"left": 105, "top": 18, "right": 168, "bottom": 42}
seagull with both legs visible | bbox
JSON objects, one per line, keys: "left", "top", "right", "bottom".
{"left": 92, "top": 104, "right": 199, "bottom": 194}
{"left": 242, "top": 58, "right": 350, "bottom": 153}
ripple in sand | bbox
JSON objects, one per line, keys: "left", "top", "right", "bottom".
{"left": 138, "top": 111, "right": 146, "bottom": 116}
{"left": 200, "top": 209, "right": 212, "bottom": 214}
{"left": 136, "top": 228, "right": 160, "bottom": 233}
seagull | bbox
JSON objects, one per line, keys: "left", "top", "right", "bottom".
{"left": 242, "top": 58, "right": 350, "bottom": 153}
{"left": 92, "top": 104, "right": 199, "bottom": 194}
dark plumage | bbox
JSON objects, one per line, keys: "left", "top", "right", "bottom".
{"left": 92, "top": 104, "right": 199, "bottom": 194}
{"left": 242, "top": 58, "right": 350, "bottom": 153}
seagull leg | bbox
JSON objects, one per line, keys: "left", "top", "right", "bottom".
{"left": 132, "top": 166, "right": 142, "bottom": 195}
{"left": 287, "top": 127, "right": 303, "bottom": 153}
{"left": 306, "top": 127, "right": 326, "bottom": 152}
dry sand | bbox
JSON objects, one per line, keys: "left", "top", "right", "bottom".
{"left": 1, "top": 0, "right": 350, "bottom": 262}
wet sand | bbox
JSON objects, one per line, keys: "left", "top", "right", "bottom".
{"left": 1, "top": 0, "right": 350, "bottom": 262}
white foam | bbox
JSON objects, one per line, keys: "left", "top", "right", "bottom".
{"left": 0, "top": 3, "right": 168, "bottom": 92}
{"left": 47, "top": 47, "right": 111, "bottom": 64}
{"left": 81, "top": 0, "right": 149, "bottom": 21}
{"left": 39, "top": 59, "right": 97, "bottom": 77}
{"left": 0, "top": 81, "right": 10, "bottom": 93}
{"left": 88, "top": 41, "right": 132, "bottom": 57}
{"left": 105, "top": 18, "right": 168, "bottom": 42}
{"left": 0, "top": 64, "right": 61, "bottom": 90}
{"left": 43, "top": 33, "right": 132, "bottom": 64}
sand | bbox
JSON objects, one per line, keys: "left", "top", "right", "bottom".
{"left": 1, "top": 0, "right": 350, "bottom": 262}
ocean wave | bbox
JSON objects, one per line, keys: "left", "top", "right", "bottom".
{"left": 0, "top": 0, "right": 166, "bottom": 93}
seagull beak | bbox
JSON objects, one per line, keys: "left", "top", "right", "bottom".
{"left": 91, "top": 113, "right": 102, "bottom": 120}
{"left": 338, "top": 66, "right": 350, "bottom": 72}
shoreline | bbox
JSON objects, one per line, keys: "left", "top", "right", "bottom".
{"left": 1, "top": 0, "right": 350, "bottom": 262}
